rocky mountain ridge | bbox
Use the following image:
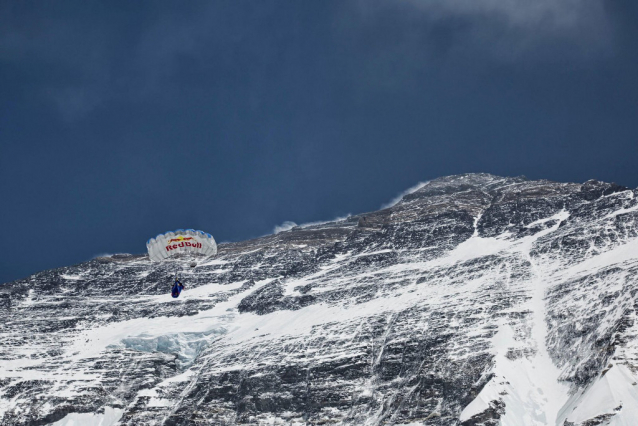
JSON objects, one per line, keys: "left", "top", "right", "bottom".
{"left": 1, "top": 173, "right": 637, "bottom": 425}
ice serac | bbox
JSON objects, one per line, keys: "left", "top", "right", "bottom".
{"left": 1, "top": 173, "right": 638, "bottom": 425}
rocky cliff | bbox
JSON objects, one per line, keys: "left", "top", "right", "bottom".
{"left": 1, "top": 174, "right": 637, "bottom": 425}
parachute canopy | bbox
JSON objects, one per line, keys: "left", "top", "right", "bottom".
{"left": 147, "top": 229, "right": 217, "bottom": 262}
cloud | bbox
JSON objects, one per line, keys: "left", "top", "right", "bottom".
{"left": 392, "top": 0, "right": 607, "bottom": 34}
{"left": 408, "top": 0, "right": 599, "bottom": 29}
{"left": 346, "top": 0, "right": 611, "bottom": 61}
{"left": 381, "top": 181, "right": 429, "bottom": 209}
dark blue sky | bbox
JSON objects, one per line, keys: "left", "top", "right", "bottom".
{"left": 1, "top": 0, "right": 637, "bottom": 283}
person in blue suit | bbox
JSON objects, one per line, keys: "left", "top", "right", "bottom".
{"left": 171, "top": 279, "right": 184, "bottom": 298}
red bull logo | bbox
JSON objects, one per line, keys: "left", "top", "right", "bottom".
{"left": 166, "top": 236, "right": 202, "bottom": 251}
{"left": 168, "top": 236, "right": 194, "bottom": 244}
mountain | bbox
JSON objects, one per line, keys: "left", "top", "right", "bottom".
{"left": 1, "top": 173, "right": 638, "bottom": 426}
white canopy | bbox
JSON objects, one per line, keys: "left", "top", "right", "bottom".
{"left": 146, "top": 229, "right": 217, "bottom": 262}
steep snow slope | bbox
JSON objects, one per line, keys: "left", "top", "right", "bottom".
{"left": 1, "top": 174, "right": 637, "bottom": 426}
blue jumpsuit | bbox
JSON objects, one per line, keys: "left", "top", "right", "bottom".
{"left": 171, "top": 281, "right": 184, "bottom": 298}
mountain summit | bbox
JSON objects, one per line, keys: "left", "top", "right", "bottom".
{"left": 2, "top": 174, "right": 638, "bottom": 425}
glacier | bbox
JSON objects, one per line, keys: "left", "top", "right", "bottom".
{"left": 1, "top": 173, "right": 637, "bottom": 425}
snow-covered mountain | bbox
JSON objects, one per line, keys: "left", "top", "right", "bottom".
{"left": 2, "top": 173, "right": 638, "bottom": 426}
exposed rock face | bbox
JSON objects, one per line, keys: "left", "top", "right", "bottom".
{"left": 1, "top": 173, "right": 638, "bottom": 425}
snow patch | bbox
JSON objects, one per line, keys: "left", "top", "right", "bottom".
{"left": 117, "top": 328, "right": 227, "bottom": 369}
{"left": 525, "top": 215, "right": 562, "bottom": 228}
{"left": 460, "top": 320, "right": 570, "bottom": 425}
{"left": 65, "top": 279, "right": 275, "bottom": 362}
{"left": 604, "top": 203, "right": 638, "bottom": 220}
{"left": 555, "top": 237, "right": 638, "bottom": 281}
{"left": 461, "top": 211, "right": 572, "bottom": 424}
{"left": 443, "top": 236, "right": 512, "bottom": 264}
{"left": 60, "top": 274, "right": 82, "bottom": 280}
{"left": 50, "top": 407, "right": 123, "bottom": 426}
{"left": 561, "top": 364, "right": 638, "bottom": 425}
